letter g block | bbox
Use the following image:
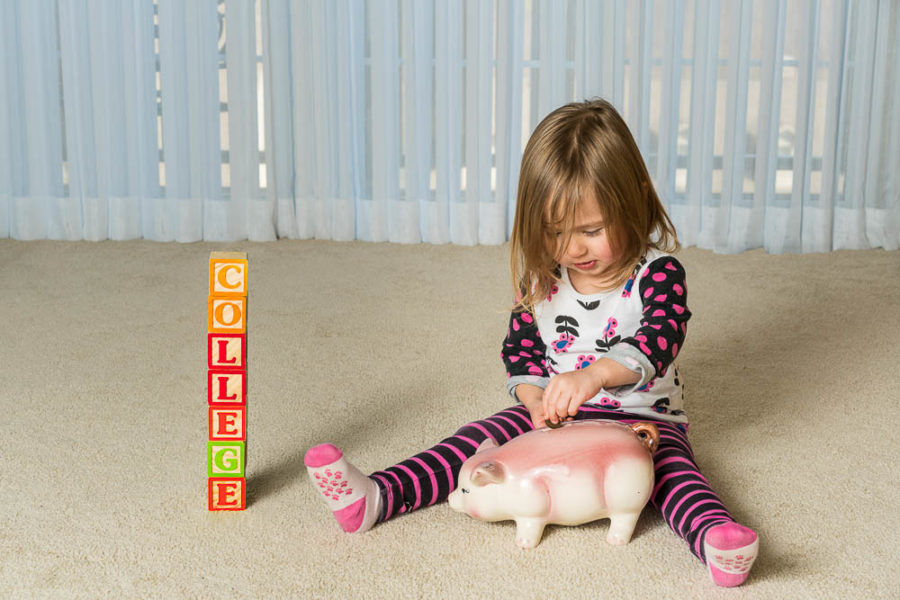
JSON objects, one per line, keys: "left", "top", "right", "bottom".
{"left": 208, "top": 441, "right": 246, "bottom": 477}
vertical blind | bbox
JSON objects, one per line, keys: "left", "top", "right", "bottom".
{"left": 1, "top": 0, "right": 898, "bottom": 252}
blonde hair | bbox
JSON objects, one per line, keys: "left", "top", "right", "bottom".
{"left": 510, "top": 99, "right": 679, "bottom": 313}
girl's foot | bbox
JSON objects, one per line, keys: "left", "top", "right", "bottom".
{"left": 704, "top": 522, "right": 759, "bottom": 587}
{"left": 304, "top": 443, "right": 381, "bottom": 533}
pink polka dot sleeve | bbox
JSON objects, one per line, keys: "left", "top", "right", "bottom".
{"left": 501, "top": 307, "right": 550, "bottom": 397}
{"left": 620, "top": 256, "right": 691, "bottom": 378}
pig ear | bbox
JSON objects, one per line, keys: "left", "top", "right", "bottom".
{"left": 476, "top": 438, "right": 498, "bottom": 453}
{"left": 470, "top": 461, "right": 506, "bottom": 487}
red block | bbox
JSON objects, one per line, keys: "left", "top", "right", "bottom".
{"left": 208, "top": 370, "right": 246, "bottom": 405}
{"left": 209, "top": 405, "right": 246, "bottom": 441}
{"left": 208, "top": 333, "right": 246, "bottom": 370}
{"left": 208, "top": 477, "right": 245, "bottom": 510}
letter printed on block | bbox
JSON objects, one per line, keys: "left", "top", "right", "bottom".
{"left": 209, "top": 405, "right": 246, "bottom": 441}
{"left": 209, "top": 252, "right": 248, "bottom": 298}
{"left": 208, "top": 441, "right": 246, "bottom": 477}
{"left": 207, "top": 333, "right": 246, "bottom": 370}
{"left": 208, "top": 477, "right": 246, "bottom": 510}
{"left": 208, "top": 370, "right": 246, "bottom": 405}
{"left": 208, "top": 297, "right": 246, "bottom": 333}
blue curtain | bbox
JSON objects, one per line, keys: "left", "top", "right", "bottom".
{"left": 1, "top": 0, "right": 898, "bottom": 252}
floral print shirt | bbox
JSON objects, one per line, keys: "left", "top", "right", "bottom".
{"left": 502, "top": 249, "right": 691, "bottom": 423}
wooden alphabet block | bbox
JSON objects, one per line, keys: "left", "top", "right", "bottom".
{"left": 207, "top": 251, "right": 248, "bottom": 512}
{"left": 208, "top": 370, "right": 247, "bottom": 405}
{"left": 209, "top": 252, "right": 248, "bottom": 297}
{"left": 208, "top": 441, "right": 246, "bottom": 477}
{"left": 209, "top": 405, "right": 246, "bottom": 441}
{"left": 208, "top": 477, "right": 246, "bottom": 510}
{"left": 207, "top": 333, "right": 246, "bottom": 370}
{"left": 208, "top": 297, "right": 246, "bottom": 333}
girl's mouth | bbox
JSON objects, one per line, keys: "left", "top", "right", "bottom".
{"left": 573, "top": 260, "right": 597, "bottom": 270}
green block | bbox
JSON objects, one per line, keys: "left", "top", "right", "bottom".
{"left": 207, "top": 441, "right": 245, "bottom": 477}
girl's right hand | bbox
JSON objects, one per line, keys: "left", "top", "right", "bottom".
{"left": 515, "top": 384, "right": 549, "bottom": 429}
{"left": 526, "top": 402, "right": 547, "bottom": 429}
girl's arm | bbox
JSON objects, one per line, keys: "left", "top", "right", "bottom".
{"left": 543, "top": 256, "right": 690, "bottom": 423}
{"left": 612, "top": 256, "right": 691, "bottom": 382}
{"left": 501, "top": 308, "right": 550, "bottom": 426}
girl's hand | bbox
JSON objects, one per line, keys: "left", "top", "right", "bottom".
{"left": 542, "top": 358, "right": 642, "bottom": 424}
{"left": 525, "top": 402, "right": 548, "bottom": 429}
{"left": 515, "top": 384, "right": 548, "bottom": 429}
{"left": 542, "top": 369, "right": 603, "bottom": 425}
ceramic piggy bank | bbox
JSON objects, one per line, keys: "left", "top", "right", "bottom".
{"left": 448, "top": 420, "right": 659, "bottom": 549}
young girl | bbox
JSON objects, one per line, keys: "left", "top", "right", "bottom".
{"left": 305, "top": 99, "right": 759, "bottom": 587}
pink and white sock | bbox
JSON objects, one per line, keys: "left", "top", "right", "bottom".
{"left": 305, "top": 443, "right": 381, "bottom": 533}
{"left": 704, "top": 522, "right": 759, "bottom": 587}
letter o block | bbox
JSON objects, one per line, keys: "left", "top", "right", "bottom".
{"left": 209, "top": 297, "right": 246, "bottom": 333}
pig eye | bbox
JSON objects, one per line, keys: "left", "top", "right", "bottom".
{"left": 461, "top": 488, "right": 470, "bottom": 494}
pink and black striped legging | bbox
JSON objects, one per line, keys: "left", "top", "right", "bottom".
{"left": 369, "top": 404, "right": 733, "bottom": 563}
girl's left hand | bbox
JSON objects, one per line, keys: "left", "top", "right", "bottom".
{"left": 542, "top": 369, "right": 603, "bottom": 425}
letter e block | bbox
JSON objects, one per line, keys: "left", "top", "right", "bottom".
{"left": 209, "top": 405, "right": 246, "bottom": 441}
{"left": 208, "top": 477, "right": 245, "bottom": 510}
{"left": 208, "top": 370, "right": 246, "bottom": 405}
{"left": 208, "top": 333, "right": 246, "bottom": 370}
{"left": 209, "top": 252, "right": 248, "bottom": 297}
{"left": 208, "top": 441, "right": 245, "bottom": 477}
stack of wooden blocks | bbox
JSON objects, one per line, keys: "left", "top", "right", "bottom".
{"left": 207, "top": 252, "right": 248, "bottom": 510}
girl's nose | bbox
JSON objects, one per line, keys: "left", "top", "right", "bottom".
{"left": 567, "top": 235, "right": 586, "bottom": 257}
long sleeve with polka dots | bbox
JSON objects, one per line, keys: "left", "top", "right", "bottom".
{"left": 502, "top": 308, "right": 550, "bottom": 397}
{"left": 615, "top": 256, "right": 690, "bottom": 379}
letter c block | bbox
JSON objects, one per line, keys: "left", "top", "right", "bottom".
{"left": 208, "top": 477, "right": 246, "bottom": 510}
{"left": 209, "top": 253, "right": 248, "bottom": 297}
{"left": 208, "top": 441, "right": 246, "bottom": 477}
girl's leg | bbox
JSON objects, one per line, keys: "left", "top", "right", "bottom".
{"left": 305, "top": 405, "right": 534, "bottom": 532}
{"left": 576, "top": 407, "right": 758, "bottom": 587}
{"left": 648, "top": 421, "right": 758, "bottom": 586}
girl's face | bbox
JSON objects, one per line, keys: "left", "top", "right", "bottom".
{"left": 550, "top": 198, "right": 618, "bottom": 292}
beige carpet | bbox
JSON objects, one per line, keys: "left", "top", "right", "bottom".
{"left": 1, "top": 239, "right": 898, "bottom": 599}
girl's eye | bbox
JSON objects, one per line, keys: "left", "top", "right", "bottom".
{"left": 584, "top": 228, "right": 604, "bottom": 237}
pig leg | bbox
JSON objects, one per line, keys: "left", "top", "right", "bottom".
{"left": 606, "top": 512, "right": 641, "bottom": 546}
{"left": 514, "top": 517, "right": 548, "bottom": 549}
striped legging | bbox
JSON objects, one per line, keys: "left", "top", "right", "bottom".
{"left": 369, "top": 404, "right": 732, "bottom": 563}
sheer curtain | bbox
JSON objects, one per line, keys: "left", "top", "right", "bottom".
{"left": 1, "top": 0, "right": 898, "bottom": 252}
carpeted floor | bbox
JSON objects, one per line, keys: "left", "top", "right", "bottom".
{"left": 1, "top": 239, "right": 898, "bottom": 599}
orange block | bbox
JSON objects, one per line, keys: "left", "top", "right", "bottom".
{"left": 208, "top": 297, "right": 246, "bottom": 333}
{"left": 209, "top": 252, "right": 248, "bottom": 297}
